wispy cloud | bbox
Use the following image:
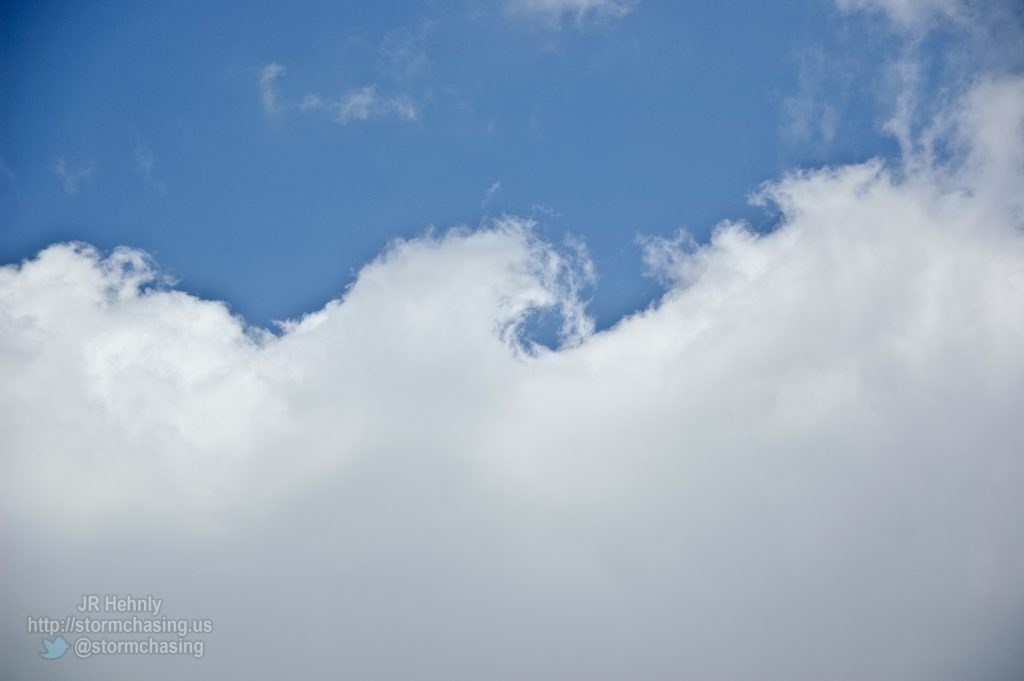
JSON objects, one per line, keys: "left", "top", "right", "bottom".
{"left": 0, "top": 158, "right": 14, "bottom": 180}
{"left": 482, "top": 180, "right": 502, "bottom": 207}
{"left": 263, "top": 60, "right": 418, "bottom": 127}
{"left": 380, "top": 22, "right": 434, "bottom": 80}
{"left": 260, "top": 62, "right": 287, "bottom": 115}
{"left": 836, "top": 0, "right": 965, "bottom": 29}
{"left": 300, "top": 86, "right": 418, "bottom": 125}
{"left": 133, "top": 135, "right": 166, "bottom": 194}
{"left": 780, "top": 48, "right": 841, "bottom": 152}
{"left": 505, "top": 0, "right": 638, "bottom": 26}
{"left": 837, "top": 0, "right": 1023, "bottom": 165}
{"left": 51, "top": 157, "right": 93, "bottom": 194}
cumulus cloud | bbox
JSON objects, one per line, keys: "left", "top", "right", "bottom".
{"left": 505, "top": 0, "right": 637, "bottom": 26}
{"left": 299, "top": 86, "right": 418, "bottom": 125}
{"left": 51, "top": 156, "right": 94, "bottom": 194}
{"left": 3, "top": 69, "right": 1024, "bottom": 678}
{"left": 259, "top": 62, "right": 287, "bottom": 115}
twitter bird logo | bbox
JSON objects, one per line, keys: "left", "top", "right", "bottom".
{"left": 39, "top": 636, "right": 68, "bottom": 660}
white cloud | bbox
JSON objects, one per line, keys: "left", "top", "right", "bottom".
{"left": 3, "top": 73, "right": 1024, "bottom": 679}
{"left": 259, "top": 62, "right": 287, "bottom": 115}
{"left": 836, "top": 0, "right": 1023, "bottom": 167}
{"left": 834, "top": 0, "right": 1023, "bottom": 37}
{"left": 50, "top": 156, "right": 93, "bottom": 194}
{"left": 506, "top": 0, "right": 638, "bottom": 25}
{"left": 300, "top": 85, "right": 418, "bottom": 125}
{"left": 0, "top": 158, "right": 14, "bottom": 180}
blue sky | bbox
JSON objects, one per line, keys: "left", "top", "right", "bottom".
{"left": 0, "top": 0, "right": 909, "bottom": 329}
